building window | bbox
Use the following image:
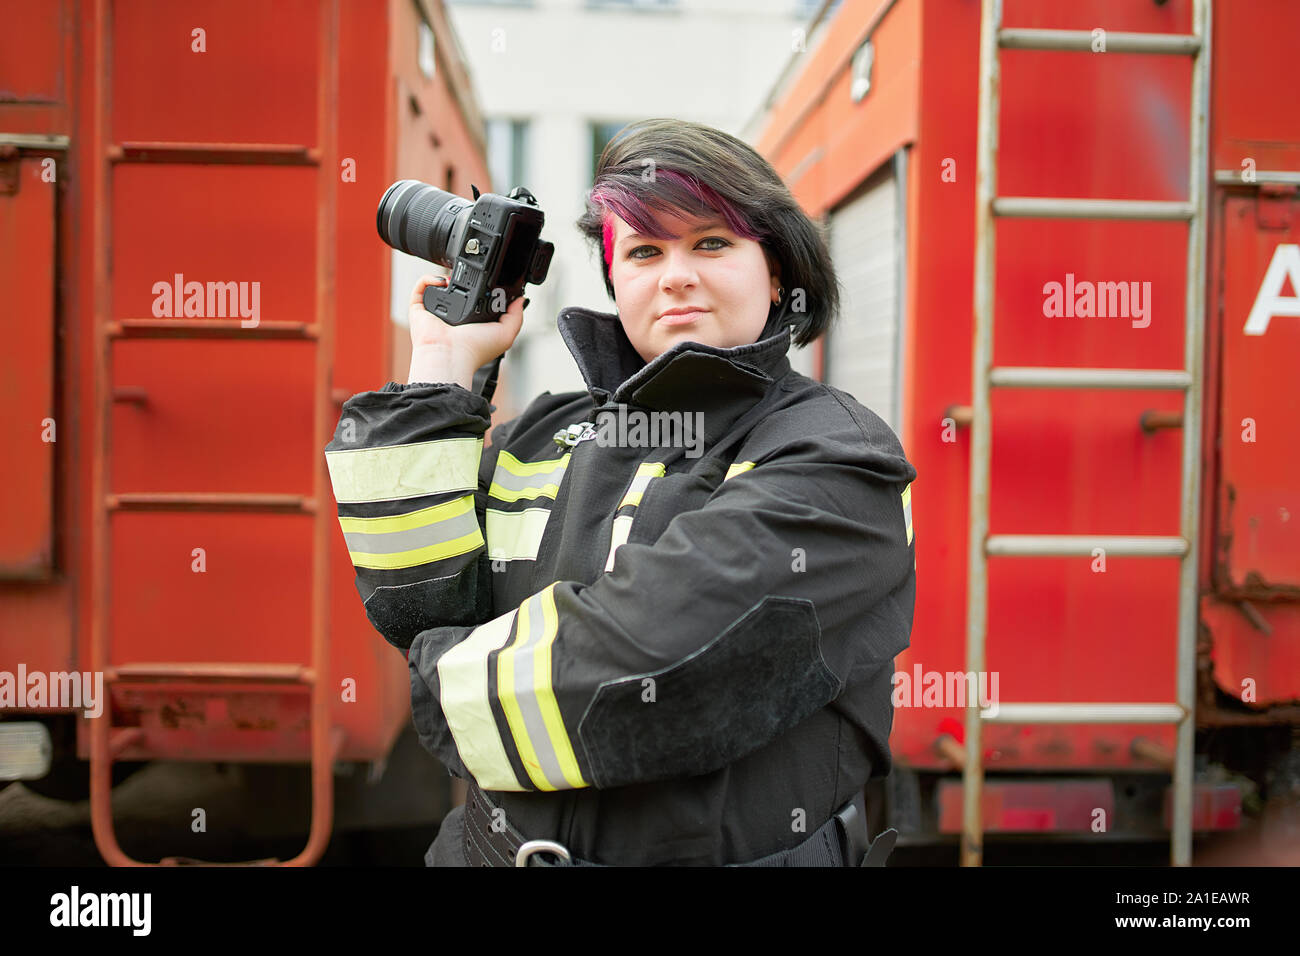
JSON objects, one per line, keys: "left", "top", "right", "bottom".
{"left": 486, "top": 118, "right": 530, "bottom": 192}
{"left": 795, "top": 0, "right": 843, "bottom": 20}
{"left": 589, "top": 120, "right": 635, "bottom": 182}
{"left": 850, "top": 39, "right": 874, "bottom": 103}
{"left": 418, "top": 19, "right": 436, "bottom": 80}
{"left": 586, "top": 0, "right": 677, "bottom": 9}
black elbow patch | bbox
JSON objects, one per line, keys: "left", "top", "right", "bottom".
{"left": 576, "top": 596, "right": 843, "bottom": 789}
{"left": 357, "top": 558, "right": 489, "bottom": 650}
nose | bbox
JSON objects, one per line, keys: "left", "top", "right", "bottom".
{"left": 657, "top": 246, "right": 698, "bottom": 294}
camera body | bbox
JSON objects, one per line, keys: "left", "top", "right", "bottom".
{"left": 377, "top": 180, "right": 554, "bottom": 325}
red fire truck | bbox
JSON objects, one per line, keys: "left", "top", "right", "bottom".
{"left": 749, "top": 0, "right": 1299, "bottom": 863}
{"left": 4, "top": 0, "right": 1296, "bottom": 868}
{"left": 0, "top": 0, "right": 499, "bottom": 865}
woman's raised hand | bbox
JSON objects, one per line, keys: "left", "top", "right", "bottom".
{"left": 407, "top": 275, "right": 527, "bottom": 389}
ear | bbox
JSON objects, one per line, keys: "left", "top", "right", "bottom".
{"left": 764, "top": 250, "right": 782, "bottom": 300}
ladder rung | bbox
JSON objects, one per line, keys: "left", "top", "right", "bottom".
{"left": 108, "top": 142, "right": 320, "bottom": 165}
{"left": 108, "top": 319, "right": 317, "bottom": 340}
{"left": 108, "top": 493, "right": 315, "bottom": 514}
{"left": 986, "top": 534, "right": 1189, "bottom": 557}
{"left": 982, "top": 703, "right": 1188, "bottom": 724}
{"left": 998, "top": 28, "right": 1201, "bottom": 56}
{"left": 0, "top": 133, "right": 71, "bottom": 149}
{"left": 107, "top": 662, "right": 315, "bottom": 684}
{"left": 993, "top": 197, "right": 1196, "bottom": 220}
{"left": 1213, "top": 169, "right": 1300, "bottom": 185}
{"left": 989, "top": 367, "right": 1191, "bottom": 389}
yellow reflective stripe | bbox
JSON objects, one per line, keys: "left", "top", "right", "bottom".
{"left": 534, "top": 585, "right": 587, "bottom": 788}
{"left": 725, "top": 460, "right": 755, "bottom": 480}
{"left": 902, "top": 483, "right": 913, "bottom": 544}
{"left": 496, "top": 584, "right": 589, "bottom": 791}
{"left": 496, "top": 596, "right": 551, "bottom": 790}
{"left": 603, "top": 459, "right": 665, "bottom": 570}
{"left": 488, "top": 479, "right": 565, "bottom": 503}
{"left": 436, "top": 607, "right": 525, "bottom": 791}
{"left": 326, "top": 437, "right": 481, "bottom": 503}
{"left": 337, "top": 493, "right": 472, "bottom": 535}
{"left": 341, "top": 493, "right": 481, "bottom": 567}
{"left": 496, "top": 449, "right": 570, "bottom": 477}
{"left": 618, "top": 461, "right": 666, "bottom": 509}
{"left": 604, "top": 514, "right": 635, "bottom": 572}
{"left": 485, "top": 507, "right": 552, "bottom": 561}
{"left": 489, "top": 450, "right": 570, "bottom": 503}
{"left": 347, "top": 529, "right": 483, "bottom": 570}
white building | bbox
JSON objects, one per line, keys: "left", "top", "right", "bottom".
{"left": 445, "top": 0, "right": 836, "bottom": 402}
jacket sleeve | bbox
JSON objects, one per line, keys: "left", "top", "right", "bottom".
{"left": 324, "top": 381, "right": 516, "bottom": 654}
{"left": 406, "top": 411, "right": 918, "bottom": 793}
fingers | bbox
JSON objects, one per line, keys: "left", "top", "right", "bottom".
{"left": 411, "top": 274, "right": 449, "bottom": 309}
{"left": 494, "top": 293, "right": 527, "bottom": 337}
{"left": 410, "top": 276, "right": 527, "bottom": 344}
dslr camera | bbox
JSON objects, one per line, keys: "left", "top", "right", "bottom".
{"left": 377, "top": 180, "right": 554, "bottom": 325}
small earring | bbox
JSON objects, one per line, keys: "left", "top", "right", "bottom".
{"left": 775, "top": 285, "right": 784, "bottom": 305}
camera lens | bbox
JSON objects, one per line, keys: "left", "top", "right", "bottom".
{"left": 376, "top": 180, "right": 472, "bottom": 266}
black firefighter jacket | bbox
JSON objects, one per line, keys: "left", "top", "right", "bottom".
{"left": 324, "top": 305, "right": 918, "bottom": 865}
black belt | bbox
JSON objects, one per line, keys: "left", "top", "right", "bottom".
{"left": 462, "top": 783, "right": 898, "bottom": 867}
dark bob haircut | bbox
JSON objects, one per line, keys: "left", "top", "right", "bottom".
{"left": 576, "top": 118, "right": 839, "bottom": 349}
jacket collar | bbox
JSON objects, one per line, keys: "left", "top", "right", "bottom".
{"left": 556, "top": 306, "right": 795, "bottom": 415}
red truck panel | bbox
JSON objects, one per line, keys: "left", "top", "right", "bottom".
{"left": 1215, "top": 197, "right": 1300, "bottom": 593}
{"left": 0, "top": 155, "right": 57, "bottom": 578}
{"left": 755, "top": 0, "right": 1300, "bottom": 774}
{"left": 0, "top": 1, "right": 491, "bottom": 780}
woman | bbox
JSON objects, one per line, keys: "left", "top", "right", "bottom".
{"left": 325, "top": 118, "right": 917, "bottom": 866}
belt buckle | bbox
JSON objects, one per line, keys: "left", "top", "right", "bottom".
{"left": 834, "top": 795, "right": 870, "bottom": 866}
{"left": 515, "top": 839, "right": 572, "bottom": 867}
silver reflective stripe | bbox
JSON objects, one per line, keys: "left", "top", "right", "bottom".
{"left": 502, "top": 591, "right": 571, "bottom": 790}
{"left": 619, "top": 461, "right": 666, "bottom": 508}
{"left": 604, "top": 514, "right": 635, "bottom": 572}
{"left": 341, "top": 505, "right": 480, "bottom": 557}
{"left": 902, "top": 484, "right": 913, "bottom": 544}
{"left": 488, "top": 459, "right": 570, "bottom": 499}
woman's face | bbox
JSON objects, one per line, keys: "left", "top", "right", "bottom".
{"left": 607, "top": 208, "right": 781, "bottom": 363}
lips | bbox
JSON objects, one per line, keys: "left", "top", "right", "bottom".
{"left": 657, "top": 309, "right": 709, "bottom": 326}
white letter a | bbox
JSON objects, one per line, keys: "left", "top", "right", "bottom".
{"left": 1245, "top": 243, "right": 1300, "bottom": 335}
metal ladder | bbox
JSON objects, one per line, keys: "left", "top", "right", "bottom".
{"left": 86, "top": 0, "right": 345, "bottom": 866}
{"left": 964, "top": 0, "right": 1211, "bottom": 866}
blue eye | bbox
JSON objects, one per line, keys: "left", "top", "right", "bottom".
{"left": 628, "top": 237, "right": 731, "bottom": 259}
